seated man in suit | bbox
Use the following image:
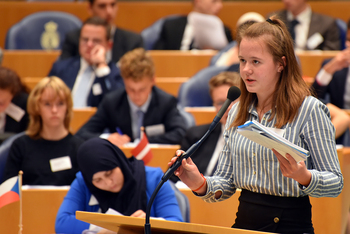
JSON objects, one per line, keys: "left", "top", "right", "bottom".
{"left": 312, "top": 19, "right": 350, "bottom": 108}
{"left": 154, "top": 0, "right": 233, "bottom": 50}
{"left": 172, "top": 71, "right": 240, "bottom": 182}
{"left": 76, "top": 48, "right": 187, "bottom": 146}
{"left": 59, "top": 0, "right": 143, "bottom": 63}
{"left": 270, "top": 0, "right": 340, "bottom": 51}
{"left": 48, "top": 17, "right": 123, "bottom": 108}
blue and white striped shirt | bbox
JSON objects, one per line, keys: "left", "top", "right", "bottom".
{"left": 202, "top": 96, "right": 343, "bottom": 203}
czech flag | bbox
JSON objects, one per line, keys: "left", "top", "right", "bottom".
{"left": 131, "top": 131, "right": 153, "bottom": 165}
{"left": 0, "top": 176, "right": 20, "bottom": 209}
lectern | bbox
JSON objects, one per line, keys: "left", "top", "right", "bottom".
{"left": 76, "top": 211, "right": 271, "bottom": 234}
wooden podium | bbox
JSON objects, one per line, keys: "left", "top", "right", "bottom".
{"left": 76, "top": 211, "right": 270, "bottom": 234}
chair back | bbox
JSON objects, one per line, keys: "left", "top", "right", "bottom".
{"left": 0, "top": 132, "right": 25, "bottom": 183}
{"left": 5, "top": 11, "right": 82, "bottom": 50}
{"left": 336, "top": 18, "right": 347, "bottom": 50}
{"left": 141, "top": 15, "right": 181, "bottom": 50}
{"left": 178, "top": 66, "right": 229, "bottom": 107}
{"left": 169, "top": 181, "right": 190, "bottom": 222}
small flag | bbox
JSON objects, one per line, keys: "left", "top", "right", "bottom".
{"left": 0, "top": 176, "right": 20, "bottom": 209}
{"left": 131, "top": 129, "right": 153, "bottom": 165}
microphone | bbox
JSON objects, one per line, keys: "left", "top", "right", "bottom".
{"left": 144, "top": 86, "right": 241, "bottom": 234}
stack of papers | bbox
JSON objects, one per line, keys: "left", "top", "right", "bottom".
{"left": 237, "top": 120, "right": 309, "bottom": 162}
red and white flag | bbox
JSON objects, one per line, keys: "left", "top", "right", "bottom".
{"left": 0, "top": 176, "right": 20, "bottom": 209}
{"left": 131, "top": 131, "right": 153, "bottom": 165}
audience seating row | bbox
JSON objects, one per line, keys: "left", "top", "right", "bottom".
{"left": 1, "top": 1, "right": 350, "bottom": 49}
{"left": 69, "top": 107, "right": 216, "bottom": 134}
{"left": 0, "top": 147, "right": 349, "bottom": 234}
{"left": 1, "top": 50, "right": 337, "bottom": 79}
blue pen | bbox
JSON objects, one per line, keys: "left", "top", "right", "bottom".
{"left": 116, "top": 127, "right": 123, "bottom": 135}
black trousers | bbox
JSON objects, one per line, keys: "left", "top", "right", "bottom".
{"left": 232, "top": 189, "right": 314, "bottom": 234}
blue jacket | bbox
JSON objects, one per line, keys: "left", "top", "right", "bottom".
{"left": 55, "top": 167, "right": 183, "bottom": 234}
{"left": 48, "top": 56, "right": 124, "bottom": 107}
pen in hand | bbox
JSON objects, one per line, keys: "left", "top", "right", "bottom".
{"left": 116, "top": 127, "right": 123, "bottom": 135}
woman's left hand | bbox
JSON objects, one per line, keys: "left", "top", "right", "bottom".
{"left": 272, "top": 149, "right": 311, "bottom": 187}
{"left": 130, "top": 209, "right": 146, "bottom": 218}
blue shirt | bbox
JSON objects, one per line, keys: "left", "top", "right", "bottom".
{"left": 202, "top": 96, "right": 343, "bottom": 203}
{"left": 55, "top": 167, "right": 183, "bottom": 234}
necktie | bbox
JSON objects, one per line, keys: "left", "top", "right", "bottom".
{"left": 289, "top": 19, "right": 299, "bottom": 42}
{"left": 136, "top": 109, "right": 144, "bottom": 139}
{"left": 74, "top": 66, "right": 93, "bottom": 108}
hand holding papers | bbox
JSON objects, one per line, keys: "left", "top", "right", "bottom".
{"left": 237, "top": 120, "right": 309, "bottom": 162}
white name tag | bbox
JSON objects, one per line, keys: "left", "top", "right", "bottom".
{"left": 92, "top": 83, "right": 102, "bottom": 96}
{"left": 5, "top": 103, "right": 25, "bottom": 122}
{"left": 50, "top": 156, "right": 72, "bottom": 172}
{"left": 307, "top": 33, "right": 324, "bottom": 50}
{"left": 145, "top": 124, "right": 165, "bottom": 137}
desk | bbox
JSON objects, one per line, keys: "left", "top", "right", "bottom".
{"left": 2, "top": 50, "right": 214, "bottom": 78}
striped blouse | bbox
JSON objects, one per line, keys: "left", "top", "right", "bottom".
{"left": 202, "top": 96, "right": 343, "bottom": 203}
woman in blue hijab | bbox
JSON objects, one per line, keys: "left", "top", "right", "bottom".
{"left": 55, "top": 138, "right": 183, "bottom": 234}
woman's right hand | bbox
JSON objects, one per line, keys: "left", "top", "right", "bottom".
{"left": 168, "top": 150, "right": 207, "bottom": 194}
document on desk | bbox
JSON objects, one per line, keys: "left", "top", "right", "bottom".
{"left": 237, "top": 120, "right": 309, "bottom": 162}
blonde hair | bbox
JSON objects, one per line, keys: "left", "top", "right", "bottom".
{"left": 26, "top": 77, "right": 73, "bottom": 139}
{"left": 232, "top": 16, "right": 310, "bottom": 128}
{"left": 209, "top": 71, "right": 241, "bottom": 98}
{"left": 119, "top": 48, "right": 155, "bottom": 81}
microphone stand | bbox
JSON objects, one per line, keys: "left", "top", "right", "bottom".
{"left": 144, "top": 109, "right": 226, "bottom": 234}
{"left": 144, "top": 86, "right": 240, "bottom": 234}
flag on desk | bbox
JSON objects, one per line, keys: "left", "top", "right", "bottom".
{"left": 131, "top": 130, "right": 153, "bottom": 165}
{"left": 0, "top": 176, "right": 20, "bottom": 209}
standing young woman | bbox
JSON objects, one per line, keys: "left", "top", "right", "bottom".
{"left": 170, "top": 16, "right": 343, "bottom": 234}
{"left": 3, "top": 77, "right": 83, "bottom": 185}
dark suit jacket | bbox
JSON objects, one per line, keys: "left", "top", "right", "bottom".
{"left": 274, "top": 10, "right": 340, "bottom": 50}
{"left": 59, "top": 28, "right": 144, "bottom": 63}
{"left": 48, "top": 56, "right": 124, "bottom": 107}
{"left": 76, "top": 86, "right": 187, "bottom": 144}
{"left": 312, "top": 59, "right": 348, "bottom": 108}
{"left": 154, "top": 16, "right": 233, "bottom": 50}
{"left": 5, "top": 92, "right": 29, "bottom": 134}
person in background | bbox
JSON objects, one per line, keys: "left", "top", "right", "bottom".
{"left": 175, "top": 72, "right": 240, "bottom": 182}
{"left": 210, "top": 12, "right": 265, "bottom": 67}
{"left": 3, "top": 77, "right": 83, "bottom": 185}
{"left": 154, "top": 0, "right": 232, "bottom": 50}
{"left": 76, "top": 48, "right": 187, "bottom": 146}
{"left": 0, "top": 67, "right": 29, "bottom": 142}
{"left": 49, "top": 17, "right": 123, "bottom": 108}
{"left": 326, "top": 103, "right": 350, "bottom": 144}
{"left": 55, "top": 138, "right": 183, "bottom": 234}
{"left": 312, "top": 19, "right": 350, "bottom": 109}
{"left": 60, "top": 0, "right": 143, "bottom": 64}
{"left": 170, "top": 16, "right": 343, "bottom": 233}
{"left": 270, "top": 0, "right": 340, "bottom": 51}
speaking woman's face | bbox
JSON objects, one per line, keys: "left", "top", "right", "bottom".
{"left": 92, "top": 167, "right": 125, "bottom": 193}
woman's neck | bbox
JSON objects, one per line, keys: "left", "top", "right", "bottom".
{"left": 40, "top": 125, "right": 69, "bottom": 141}
{"left": 256, "top": 94, "right": 273, "bottom": 120}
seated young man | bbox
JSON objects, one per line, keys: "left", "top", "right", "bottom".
{"left": 76, "top": 48, "right": 187, "bottom": 146}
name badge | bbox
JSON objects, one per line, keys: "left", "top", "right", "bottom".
{"left": 5, "top": 103, "right": 25, "bottom": 122}
{"left": 145, "top": 124, "right": 165, "bottom": 137}
{"left": 307, "top": 33, "right": 324, "bottom": 50}
{"left": 92, "top": 83, "right": 102, "bottom": 96}
{"left": 50, "top": 156, "right": 72, "bottom": 172}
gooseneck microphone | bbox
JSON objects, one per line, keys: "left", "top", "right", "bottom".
{"left": 144, "top": 86, "right": 241, "bottom": 234}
